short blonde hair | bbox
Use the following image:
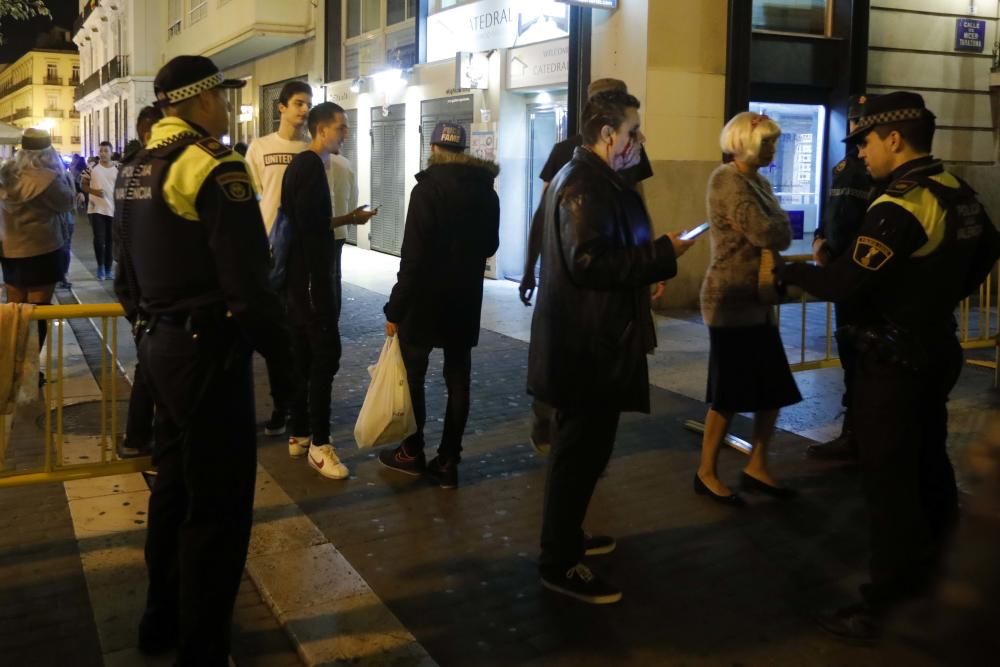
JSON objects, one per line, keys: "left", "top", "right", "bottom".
{"left": 720, "top": 111, "right": 780, "bottom": 162}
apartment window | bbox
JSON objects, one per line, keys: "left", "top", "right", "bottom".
{"left": 189, "top": 0, "right": 208, "bottom": 25}
{"left": 46, "top": 63, "right": 58, "bottom": 79}
{"left": 46, "top": 94, "right": 58, "bottom": 110}
{"left": 71, "top": 65, "right": 80, "bottom": 83}
{"left": 387, "top": 0, "right": 416, "bottom": 25}
{"left": 168, "top": 0, "right": 182, "bottom": 38}
{"left": 123, "top": 99, "right": 128, "bottom": 145}
{"left": 752, "top": 0, "right": 829, "bottom": 36}
{"left": 347, "top": 0, "right": 381, "bottom": 38}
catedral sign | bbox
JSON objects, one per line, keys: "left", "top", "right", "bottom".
{"left": 508, "top": 38, "right": 569, "bottom": 89}
{"left": 426, "top": 0, "right": 569, "bottom": 63}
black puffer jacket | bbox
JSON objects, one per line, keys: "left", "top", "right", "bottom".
{"left": 385, "top": 150, "right": 500, "bottom": 348}
{"left": 527, "top": 147, "right": 677, "bottom": 413}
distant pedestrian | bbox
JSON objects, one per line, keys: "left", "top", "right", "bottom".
{"left": 0, "top": 129, "right": 74, "bottom": 363}
{"left": 82, "top": 141, "right": 118, "bottom": 280}
{"left": 694, "top": 111, "right": 801, "bottom": 507}
{"left": 379, "top": 121, "right": 500, "bottom": 489}
{"left": 60, "top": 153, "right": 89, "bottom": 288}
{"left": 527, "top": 91, "right": 694, "bottom": 604}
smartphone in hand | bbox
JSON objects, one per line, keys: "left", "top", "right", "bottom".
{"left": 679, "top": 221, "right": 710, "bottom": 241}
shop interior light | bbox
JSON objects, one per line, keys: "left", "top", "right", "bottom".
{"left": 350, "top": 78, "right": 363, "bottom": 94}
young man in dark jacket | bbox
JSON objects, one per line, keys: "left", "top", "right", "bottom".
{"left": 281, "top": 102, "right": 372, "bottom": 480}
{"left": 528, "top": 91, "right": 695, "bottom": 604}
{"left": 379, "top": 122, "right": 500, "bottom": 488}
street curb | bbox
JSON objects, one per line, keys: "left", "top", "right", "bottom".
{"left": 246, "top": 465, "right": 437, "bottom": 666}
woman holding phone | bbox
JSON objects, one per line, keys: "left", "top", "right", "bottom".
{"left": 694, "top": 111, "right": 801, "bottom": 506}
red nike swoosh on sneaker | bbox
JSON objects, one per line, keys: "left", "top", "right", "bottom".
{"left": 310, "top": 455, "right": 324, "bottom": 469}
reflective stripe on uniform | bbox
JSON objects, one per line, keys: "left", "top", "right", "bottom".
{"left": 146, "top": 117, "right": 253, "bottom": 221}
{"left": 867, "top": 171, "right": 960, "bottom": 258}
{"left": 830, "top": 187, "right": 870, "bottom": 200}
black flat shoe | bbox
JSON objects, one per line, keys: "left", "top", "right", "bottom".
{"left": 740, "top": 472, "right": 799, "bottom": 499}
{"left": 693, "top": 474, "right": 747, "bottom": 507}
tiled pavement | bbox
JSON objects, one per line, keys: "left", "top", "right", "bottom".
{"left": 1, "top": 217, "right": 996, "bottom": 665}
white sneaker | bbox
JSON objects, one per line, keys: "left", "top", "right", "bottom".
{"left": 307, "top": 443, "right": 349, "bottom": 480}
{"left": 288, "top": 434, "right": 311, "bottom": 458}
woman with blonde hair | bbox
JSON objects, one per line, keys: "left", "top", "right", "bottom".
{"left": 0, "top": 129, "right": 76, "bottom": 360}
{"left": 694, "top": 111, "right": 802, "bottom": 506}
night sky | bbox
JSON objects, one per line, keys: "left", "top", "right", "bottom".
{"left": 0, "top": 0, "right": 77, "bottom": 63}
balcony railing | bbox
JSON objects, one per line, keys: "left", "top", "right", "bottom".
{"left": 78, "top": 70, "right": 101, "bottom": 99}
{"left": 73, "top": 2, "right": 97, "bottom": 36}
{"left": 0, "top": 77, "right": 32, "bottom": 98}
{"left": 43, "top": 108, "right": 64, "bottom": 118}
{"left": 12, "top": 107, "right": 31, "bottom": 121}
{"left": 71, "top": 136, "right": 81, "bottom": 144}
{"left": 51, "top": 136, "right": 63, "bottom": 145}
{"left": 43, "top": 76, "right": 63, "bottom": 86}
{"left": 70, "top": 77, "right": 80, "bottom": 86}
{"left": 100, "top": 55, "right": 130, "bottom": 85}
{"left": 69, "top": 109, "right": 80, "bottom": 118}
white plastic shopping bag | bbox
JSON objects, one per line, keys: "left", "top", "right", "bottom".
{"left": 354, "top": 335, "right": 417, "bottom": 448}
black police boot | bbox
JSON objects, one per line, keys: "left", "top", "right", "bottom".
{"left": 806, "top": 420, "right": 859, "bottom": 461}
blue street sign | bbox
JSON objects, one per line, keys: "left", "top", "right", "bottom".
{"left": 955, "top": 18, "right": 986, "bottom": 53}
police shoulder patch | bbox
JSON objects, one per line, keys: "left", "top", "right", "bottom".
{"left": 216, "top": 171, "right": 253, "bottom": 202}
{"left": 883, "top": 178, "right": 919, "bottom": 198}
{"left": 852, "top": 235, "right": 894, "bottom": 271}
{"left": 195, "top": 136, "right": 232, "bottom": 158}
{"left": 834, "top": 159, "right": 847, "bottom": 174}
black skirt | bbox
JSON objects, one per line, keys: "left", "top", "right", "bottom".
{"left": 706, "top": 324, "right": 802, "bottom": 413}
{"left": 0, "top": 249, "right": 63, "bottom": 288}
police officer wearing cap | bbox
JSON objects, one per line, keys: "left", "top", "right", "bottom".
{"left": 113, "top": 55, "right": 294, "bottom": 663}
{"left": 777, "top": 91, "right": 1000, "bottom": 642}
{"left": 807, "top": 94, "right": 877, "bottom": 461}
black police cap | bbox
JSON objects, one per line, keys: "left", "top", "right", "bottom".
{"left": 154, "top": 55, "right": 245, "bottom": 108}
{"left": 845, "top": 91, "right": 935, "bottom": 144}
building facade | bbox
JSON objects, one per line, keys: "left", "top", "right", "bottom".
{"left": 73, "top": 0, "right": 164, "bottom": 156}
{"left": 0, "top": 47, "right": 81, "bottom": 156}
{"left": 84, "top": 0, "right": 997, "bottom": 304}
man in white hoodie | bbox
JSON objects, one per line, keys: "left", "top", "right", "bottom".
{"left": 245, "top": 81, "right": 312, "bottom": 436}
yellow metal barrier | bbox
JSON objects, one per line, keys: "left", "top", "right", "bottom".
{"left": 0, "top": 303, "right": 151, "bottom": 488}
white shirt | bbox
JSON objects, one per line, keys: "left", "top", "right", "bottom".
{"left": 325, "top": 153, "right": 358, "bottom": 242}
{"left": 244, "top": 132, "right": 308, "bottom": 235}
{"left": 86, "top": 163, "right": 118, "bottom": 217}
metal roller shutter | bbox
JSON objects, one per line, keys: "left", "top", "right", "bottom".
{"left": 370, "top": 104, "right": 407, "bottom": 256}
{"left": 342, "top": 108, "right": 359, "bottom": 245}
{"left": 419, "top": 95, "right": 474, "bottom": 171}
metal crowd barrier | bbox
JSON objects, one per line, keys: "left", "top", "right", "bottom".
{"left": 0, "top": 303, "right": 150, "bottom": 488}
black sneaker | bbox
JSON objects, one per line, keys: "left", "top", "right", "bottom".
{"left": 817, "top": 602, "right": 880, "bottom": 645}
{"left": 378, "top": 444, "right": 426, "bottom": 476}
{"left": 540, "top": 563, "right": 622, "bottom": 605}
{"left": 264, "top": 408, "right": 288, "bottom": 436}
{"left": 583, "top": 533, "right": 616, "bottom": 556}
{"left": 426, "top": 456, "right": 458, "bottom": 489}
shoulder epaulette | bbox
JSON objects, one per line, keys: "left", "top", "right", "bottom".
{"left": 883, "top": 178, "right": 920, "bottom": 198}
{"left": 194, "top": 136, "right": 232, "bottom": 159}
{"left": 148, "top": 131, "right": 200, "bottom": 159}
{"left": 834, "top": 159, "right": 847, "bottom": 174}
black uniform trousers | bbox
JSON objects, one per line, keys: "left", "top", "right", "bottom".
{"left": 833, "top": 300, "right": 861, "bottom": 416}
{"left": 125, "top": 361, "right": 155, "bottom": 447}
{"left": 539, "top": 408, "right": 620, "bottom": 571}
{"left": 399, "top": 341, "right": 472, "bottom": 461}
{"left": 852, "top": 333, "right": 963, "bottom": 613}
{"left": 139, "top": 319, "right": 257, "bottom": 665}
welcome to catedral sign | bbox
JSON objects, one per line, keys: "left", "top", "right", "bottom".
{"left": 426, "top": 0, "right": 570, "bottom": 63}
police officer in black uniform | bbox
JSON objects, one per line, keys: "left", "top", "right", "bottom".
{"left": 114, "top": 56, "right": 293, "bottom": 664}
{"left": 807, "top": 94, "right": 876, "bottom": 460}
{"left": 777, "top": 92, "right": 1000, "bottom": 643}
